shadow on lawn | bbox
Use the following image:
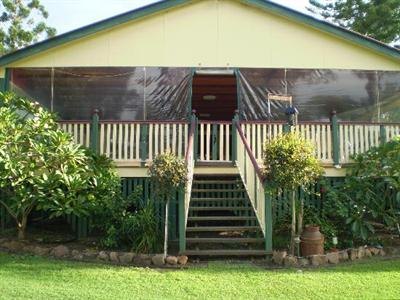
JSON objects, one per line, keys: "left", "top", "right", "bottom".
{"left": 0, "top": 253, "right": 399, "bottom": 276}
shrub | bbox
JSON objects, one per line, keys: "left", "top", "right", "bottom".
{"left": 0, "top": 92, "right": 121, "bottom": 240}
{"left": 148, "top": 151, "right": 187, "bottom": 257}
{"left": 95, "top": 188, "right": 162, "bottom": 253}
{"left": 324, "top": 137, "right": 400, "bottom": 242}
{"left": 263, "top": 132, "right": 323, "bottom": 254}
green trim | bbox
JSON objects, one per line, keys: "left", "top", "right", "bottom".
{"left": 380, "top": 125, "right": 387, "bottom": 145}
{"left": 178, "top": 190, "right": 185, "bottom": 253}
{"left": 0, "top": 68, "right": 10, "bottom": 92}
{"left": 140, "top": 124, "right": 149, "bottom": 163}
{"left": 264, "top": 189, "right": 273, "bottom": 253}
{"left": 234, "top": 68, "right": 241, "bottom": 119}
{"left": 283, "top": 124, "right": 290, "bottom": 133}
{"left": 232, "top": 112, "right": 239, "bottom": 162}
{"left": 0, "top": 0, "right": 398, "bottom": 67}
{"left": 331, "top": 113, "right": 340, "bottom": 166}
{"left": 212, "top": 124, "right": 218, "bottom": 160}
{"left": 0, "top": 78, "right": 5, "bottom": 92}
{"left": 90, "top": 111, "right": 100, "bottom": 153}
{"left": 187, "top": 68, "right": 195, "bottom": 120}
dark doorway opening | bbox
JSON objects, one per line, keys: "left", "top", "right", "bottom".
{"left": 191, "top": 72, "right": 237, "bottom": 121}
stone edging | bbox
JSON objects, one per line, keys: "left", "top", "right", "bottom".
{"left": 0, "top": 238, "right": 187, "bottom": 268}
{"left": 272, "top": 246, "right": 400, "bottom": 267}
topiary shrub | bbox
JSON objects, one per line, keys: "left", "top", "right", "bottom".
{"left": 263, "top": 132, "right": 323, "bottom": 254}
{"left": 148, "top": 151, "right": 187, "bottom": 257}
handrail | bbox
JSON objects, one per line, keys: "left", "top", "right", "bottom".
{"left": 183, "top": 112, "right": 196, "bottom": 228}
{"left": 235, "top": 122, "right": 264, "bottom": 183}
{"left": 99, "top": 120, "right": 189, "bottom": 124}
{"left": 234, "top": 118, "right": 268, "bottom": 238}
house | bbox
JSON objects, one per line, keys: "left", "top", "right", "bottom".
{"left": 0, "top": 0, "right": 399, "bottom": 256}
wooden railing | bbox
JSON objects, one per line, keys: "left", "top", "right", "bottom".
{"left": 58, "top": 116, "right": 400, "bottom": 167}
{"left": 198, "top": 121, "right": 231, "bottom": 162}
{"left": 58, "top": 121, "right": 91, "bottom": 148}
{"left": 180, "top": 113, "right": 197, "bottom": 253}
{"left": 235, "top": 120, "right": 272, "bottom": 252}
{"left": 241, "top": 121, "right": 400, "bottom": 165}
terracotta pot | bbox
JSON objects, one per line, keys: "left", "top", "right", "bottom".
{"left": 300, "top": 225, "right": 324, "bottom": 256}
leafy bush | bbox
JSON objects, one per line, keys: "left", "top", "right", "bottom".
{"left": 148, "top": 151, "right": 187, "bottom": 257}
{"left": 0, "top": 92, "right": 124, "bottom": 240}
{"left": 93, "top": 188, "right": 162, "bottom": 253}
{"left": 263, "top": 132, "right": 323, "bottom": 253}
{"left": 149, "top": 151, "right": 187, "bottom": 197}
{"left": 324, "top": 137, "right": 400, "bottom": 242}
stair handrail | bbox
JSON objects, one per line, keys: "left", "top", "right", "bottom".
{"left": 235, "top": 122, "right": 265, "bottom": 184}
{"left": 233, "top": 113, "right": 268, "bottom": 237}
{"left": 183, "top": 110, "right": 197, "bottom": 228}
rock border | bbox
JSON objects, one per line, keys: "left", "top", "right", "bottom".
{"left": 272, "top": 245, "right": 400, "bottom": 268}
{"left": 0, "top": 238, "right": 188, "bottom": 268}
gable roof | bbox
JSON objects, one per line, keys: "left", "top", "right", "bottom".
{"left": 0, "top": 0, "right": 399, "bottom": 67}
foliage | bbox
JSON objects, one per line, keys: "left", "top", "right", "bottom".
{"left": 323, "top": 138, "right": 400, "bottom": 241}
{"left": 263, "top": 132, "right": 324, "bottom": 192}
{"left": 2, "top": 254, "right": 400, "bottom": 299}
{"left": 148, "top": 151, "right": 187, "bottom": 198}
{"left": 263, "top": 132, "right": 323, "bottom": 253}
{"left": 0, "top": 0, "right": 56, "bottom": 55}
{"left": 93, "top": 188, "right": 162, "bottom": 253}
{"left": 308, "top": 0, "right": 400, "bottom": 44}
{"left": 148, "top": 151, "right": 187, "bottom": 257}
{"left": 0, "top": 92, "right": 120, "bottom": 239}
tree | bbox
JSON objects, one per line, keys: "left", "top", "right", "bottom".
{"left": 308, "top": 0, "right": 400, "bottom": 44}
{"left": 149, "top": 151, "right": 187, "bottom": 258}
{"left": 263, "top": 133, "right": 323, "bottom": 255}
{"left": 0, "top": 92, "right": 112, "bottom": 239}
{"left": 0, "top": 0, "right": 56, "bottom": 55}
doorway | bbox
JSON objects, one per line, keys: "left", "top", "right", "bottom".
{"left": 191, "top": 72, "right": 237, "bottom": 121}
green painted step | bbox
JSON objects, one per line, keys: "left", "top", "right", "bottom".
{"left": 189, "top": 206, "right": 252, "bottom": 211}
{"left": 192, "top": 189, "right": 246, "bottom": 193}
{"left": 193, "top": 180, "right": 239, "bottom": 184}
{"left": 191, "top": 197, "right": 246, "bottom": 201}
{"left": 183, "top": 249, "right": 269, "bottom": 256}
{"left": 186, "top": 237, "right": 264, "bottom": 244}
{"left": 188, "top": 216, "right": 257, "bottom": 221}
{"left": 186, "top": 226, "right": 260, "bottom": 232}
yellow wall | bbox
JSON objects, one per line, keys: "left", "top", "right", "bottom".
{"left": 5, "top": 0, "right": 400, "bottom": 70}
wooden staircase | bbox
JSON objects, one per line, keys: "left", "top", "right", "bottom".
{"left": 184, "top": 174, "right": 267, "bottom": 257}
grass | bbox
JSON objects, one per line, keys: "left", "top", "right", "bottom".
{"left": 0, "top": 253, "right": 399, "bottom": 300}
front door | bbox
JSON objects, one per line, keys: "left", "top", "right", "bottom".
{"left": 191, "top": 72, "right": 237, "bottom": 121}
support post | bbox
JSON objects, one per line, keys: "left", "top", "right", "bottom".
{"left": 1, "top": 68, "right": 10, "bottom": 92}
{"left": 191, "top": 110, "right": 198, "bottom": 161}
{"left": 264, "top": 187, "right": 273, "bottom": 253}
{"left": 178, "top": 189, "right": 185, "bottom": 253}
{"left": 140, "top": 124, "right": 149, "bottom": 163}
{"left": 232, "top": 110, "right": 239, "bottom": 162}
{"left": 330, "top": 111, "right": 340, "bottom": 168}
{"left": 283, "top": 124, "right": 290, "bottom": 133}
{"left": 380, "top": 125, "right": 387, "bottom": 146}
{"left": 90, "top": 109, "right": 100, "bottom": 153}
{"left": 1, "top": 206, "right": 5, "bottom": 233}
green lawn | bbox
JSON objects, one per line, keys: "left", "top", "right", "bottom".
{"left": 0, "top": 253, "right": 399, "bottom": 300}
